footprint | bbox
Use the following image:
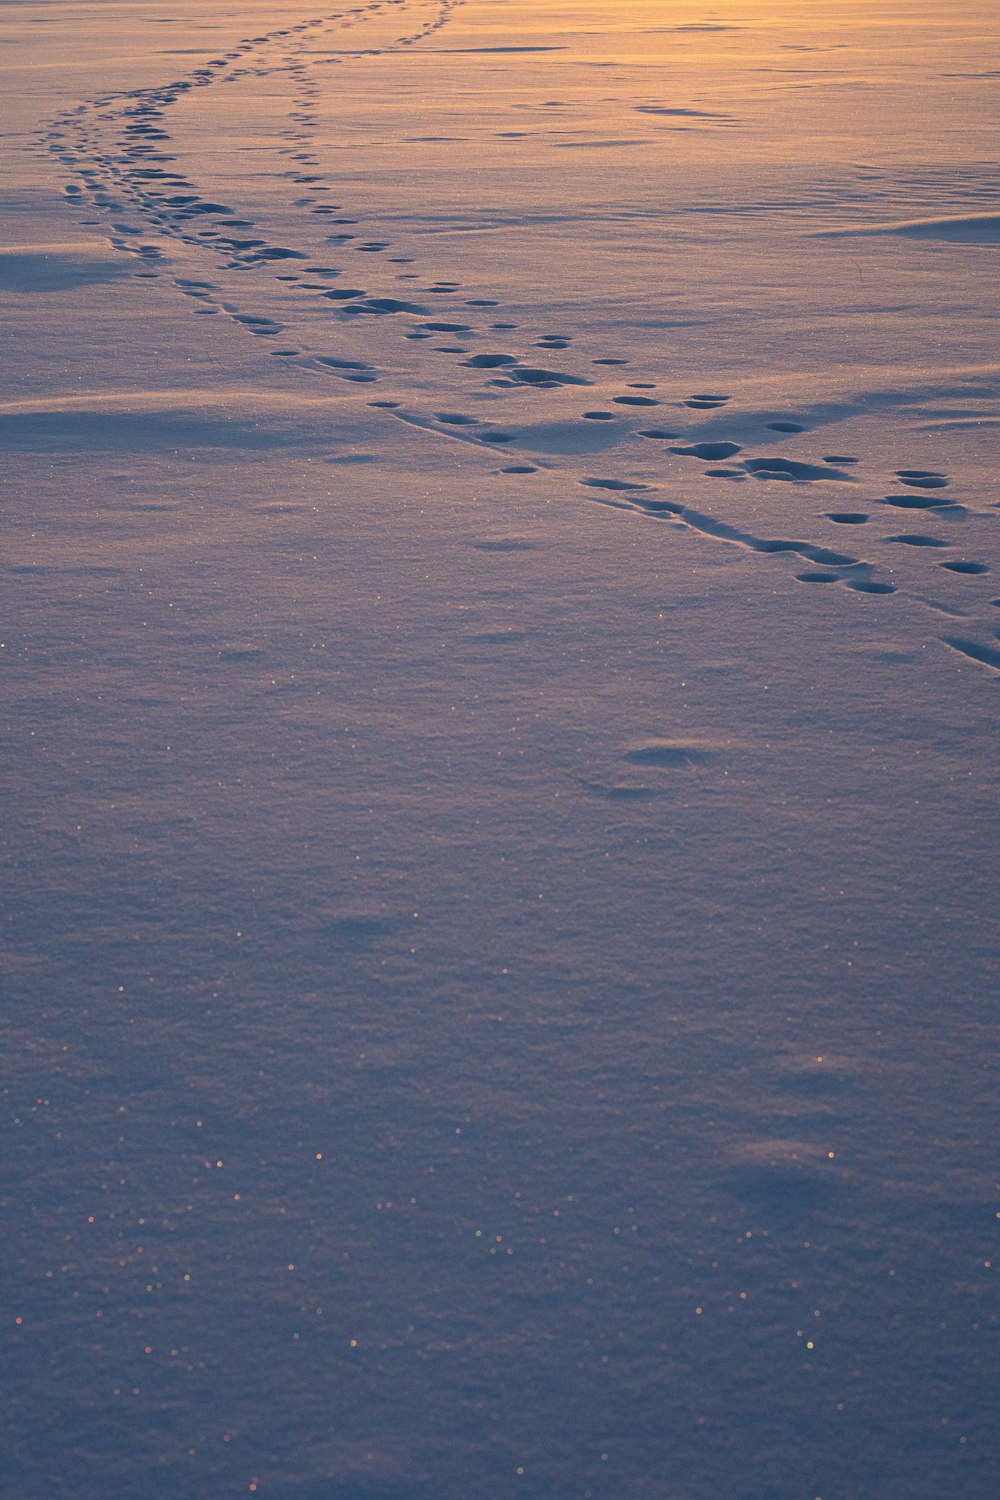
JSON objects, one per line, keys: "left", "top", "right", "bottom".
{"left": 316, "top": 356, "right": 371, "bottom": 371}
{"left": 581, "top": 477, "right": 649, "bottom": 492}
{"left": 885, "top": 533, "right": 950, "bottom": 547}
{"left": 505, "top": 367, "right": 590, "bottom": 388}
{"left": 826, "top": 512, "right": 869, "bottom": 525}
{"left": 232, "top": 313, "right": 283, "bottom": 334}
{"left": 895, "top": 469, "right": 949, "bottom": 489}
{"left": 474, "top": 538, "right": 536, "bottom": 552}
{"left": 880, "top": 493, "right": 955, "bottom": 510}
{"left": 464, "top": 353, "right": 519, "bottom": 369}
{"left": 356, "top": 296, "right": 428, "bottom": 315}
{"left": 743, "top": 457, "right": 852, "bottom": 482}
{"left": 940, "top": 560, "right": 989, "bottom": 575}
{"left": 941, "top": 636, "right": 1000, "bottom": 671}
{"left": 767, "top": 421, "right": 805, "bottom": 433}
{"left": 246, "top": 246, "right": 307, "bottom": 261}
{"left": 670, "top": 441, "right": 741, "bottom": 461}
{"left": 796, "top": 571, "right": 842, "bottom": 584}
{"left": 633, "top": 497, "right": 684, "bottom": 514}
{"left": 624, "top": 740, "right": 713, "bottom": 769}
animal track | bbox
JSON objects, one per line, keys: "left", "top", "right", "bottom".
{"left": 671, "top": 441, "right": 741, "bottom": 461}
{"left": 39, "top": 0, "right": 994, "bottom": 673}
{"left": 886, "top": 533, "right": 950, "bottom": 547}
{"left": 895, "top": 469, "right": 949, "bottom": 489}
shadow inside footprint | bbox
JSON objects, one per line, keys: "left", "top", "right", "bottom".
{"left": 671, "top": 440, "right": 741, "bottom": 461}
{"left": 463, "top": 353, "right": 519, "bottom": 369}
{"left": 507, "top": 367, "right": 590, "bottom": 387}
{"left": 581, "top": 477, "right": 648, "bottom": 492}
{"left": 624, "top": 740, "right": 713, "bottom": 768}
{"left": 880, "top": 493, "right": 954, "bottom": 510}
{"left": 886, "top": 533, "right": 950, "bottom": 547}
{"left": 744, "top": 457, "right": 852, "bottom": 482}
{"left": 895, "top": 469, "right": 949, "bottom": 489}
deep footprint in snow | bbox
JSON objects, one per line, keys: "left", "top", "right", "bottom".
{"left": 502, "top": 367, "right": 591, "bottom": 388}
{"left": 886, "top": 533, "right": 950, "bottom": 547}
{"left": 671, "top": 441, "right": 742, "bottom": 461}
{"left": 941, "top": 636, "right": 1000, "bottom": 671}
{"left": 581, "top": 477, "right": 650, "bottom": 492}
{"left": 316, "top": 355, "right": 372, "bottom": 371}
{"left": 464, "top": 353, "right": 519, "bottom": 369}
{"left": 895, "top": 469, "right": 950, "bottom": 489}
{"left": 623, "top": 740, "right": 714, "bottom": 770}
{"left": 685, "top": 393, "right": 729, "bottom": 409}
{"left": 940, "top": 560, "right": 990, "bottom": 574}
{"left": 743, "top": 457, "right": 853, "bottom": 482}
{"left": 880, "top": 493, "right": 957, "bottom": 510}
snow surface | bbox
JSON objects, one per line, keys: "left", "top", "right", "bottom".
{"left": 2, "top": 2, "right": 998, "bottom": 1497}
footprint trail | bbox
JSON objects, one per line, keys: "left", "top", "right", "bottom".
{"left": 37, "top": 0, "right": 999, "bottom": 677}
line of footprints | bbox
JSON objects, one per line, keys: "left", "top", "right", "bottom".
{"left": 39, "top": 0, "right": 1000, "bottom": 673}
